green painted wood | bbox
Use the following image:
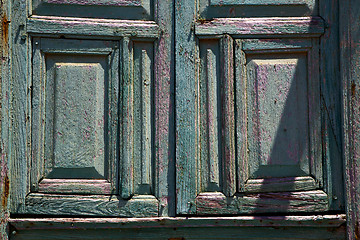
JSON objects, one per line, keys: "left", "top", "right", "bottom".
{"left": 195, "top": 17, "right": 325, "bottom": 37}
{"left": 152, "top": 0, "right": 174, "bottom": 217}
{"left": 195, "top": 191, "right": 329, "bottom": 214}
{"left": 8, "top": 216, "right": 346, "bottom": 239}
{"left": 319, "top": 0, "right": 345, "bottom": 212}
{"left": 30, "top": 38, "right": 119, "bottom": 195}
{"left": 340, "top": 0, "right": 360, "bottom": 238}
{"left": 27, "top": 16, "right": 160, "bottom": 39}
{"left": 0, "top": 0, "right": 10, "bottom": 239}
{"left": 19, "top": 194, "right": 158, "bottom": 217}
{"left": 9, "top": 0, "right": 30, "bottom": 215}
{"left": 9, "top": 215, "right": 347, "bottom": 229}
{"left": 199, "top": 0, "right": 317, "bottom": 18}
{"left": 175, "top": 0, "right": 198, "bottom": 214}
{"left": 31, "top": 0, "right": 153, "bottom": 20}
{"left": 8, "top": 0, "right": 173, "bottom": 219}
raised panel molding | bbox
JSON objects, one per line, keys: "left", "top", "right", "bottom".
{"left": 189, "top": 34, "right": 328, "bottom": 214}
{"left": 31, "top": 38, "right": 118, "bottom": 195}
{"left": 13, "top": 37, "right": 160, "bottom": 216}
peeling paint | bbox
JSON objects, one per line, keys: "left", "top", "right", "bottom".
{"left": 1, "top": 14, "right": 9, "bottom": 54}
{"left": 1, "top": 175, "right": 9, "bottom": 208}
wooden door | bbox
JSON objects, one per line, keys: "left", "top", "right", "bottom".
{"left": 175, "top": 0, "right": 344, "bottom": 215}
{"left": 8, "top": 0, "right": 173, "bottom": 217}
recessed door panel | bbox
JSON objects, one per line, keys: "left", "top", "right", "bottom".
{"left": 45, "top": 56, "right": 107, "bottom": 180}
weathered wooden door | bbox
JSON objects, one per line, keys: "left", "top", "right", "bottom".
{"left": 2, "top": 0, "right": 356, "bottom": 238}
{"left": 175, "top": 0, "right": 344, "bottom": 216}
{"left": 8, "top": 0, "right": 173, "bottom": 217}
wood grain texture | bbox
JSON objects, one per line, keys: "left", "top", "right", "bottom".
{"left": 210, "top": 0, "right": 311, "bottom": 5}
{"left": 8, "top": 215, "right": 346, "bottom": 240}
{"left": 153, "top": 0, "right": 174, "bottom": 217}
{"left": 196, "top": 191, "right": 329, "bottom": 215}
{"left": 244, "top": 176, "right": 318, "bottom": 193}
{"left": 21, "top": 194, "right": 158, "bottom": 217}
{"left": 175, "top": 0, "right": 198, "bottom": 214}
{"left": 0, "top": 0, "right": 10, "bottom": 238}
{"left": 319, "top": 0, "right": 344, "bottom": 212}
{"left": 30, "top": 38, "right": 119, "bottom": 195}
{"left": 195, "top": 17, "right": 325, "bottom": 37}
{"left": 121, "top": 37, "right": 134, "bottom": 200}
{"left": 38, "top": 180, "right": 112, "bottom": 194}
{"left": 9, "top": 215, "right": 346, "bottom": 229}
{"left": 9, "top": 0, "right": 30, "bottom": 215}
{"left": 7, "top": 225, "right": 346, "bottom": 240}
{"left": 27, "top": 16, "right": 160, "bottom": 38}
{"left": 220, "top": 35, "right": 236, "bottom": 197}
{"left": 340, "top": 0, "right": 360, "bottom": 238}
{"left": 235, "top": 38, "right": 322, "bottom": 194}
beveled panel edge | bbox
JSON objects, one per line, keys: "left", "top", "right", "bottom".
{"left": 19, "top": 193, "right": 159, "bottom": 217}
{"left": 195, "top": 191, "right": 329, "bottom": 215}
{"left": 27, "top": 16, "right": 160, "bottom": 39}
{"left": 243, "top": 176, "right": 318, "bottom": 193}
{"left": 195, "top": 17, "right": 325, "bottom": 38}
{"left": 38, "top": 179, "right": 113, "bottom": 194}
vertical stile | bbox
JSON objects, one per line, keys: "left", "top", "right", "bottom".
{"left": 110, "top": 42, "right": 120, "bottom": 193}
{"left": 235, "top": 39, "right": 248, "bottom": 192}
{"left": 220, "top": 35, "right": 236, "bottom": 196}
{"left": 31, "top": 38, "right": 44, "bottom": 192}
{"left": 309, "top": 39, "right": 322, "bottom": 187}
{"left": 206, "top": 48, "right": 220, "bottom": 188}
{"left": 121, "top": 37, "right": 134, "bottom": 199}
{"left": 141, "top": 49, "right": 152, "bottom": 187}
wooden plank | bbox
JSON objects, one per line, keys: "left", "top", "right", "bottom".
{"left": 0, "top": 1, "right": 10, "bottom": 238}
{"left": 141, "top": 49, "right": 152, "bottom": 187}
{"left": 340, "top": 0, "right": 360, "bottom": 238}
{"left": 21, "top": 194, "right": 158, "bottom": 217}
{"left": 9, "top": 0, "right": 29, "bottom": 215}
{"left": 195, "top": 17, "right": 325, "bottom": 37}
{"left": 206, "top": 47, "right": 220, "bottom": 188}
{"left": 27, "top": 16, "right": 160, "bottom": 38}
{"left": 38, "top": 180, "right": 112, "bottom": 194}
{"left": 153, "top": 0, "right": 174, "bottom": 216}
{"left": 9, "top": 215, "right": 346, "bottom": 229}
{"left": 175, "top": 0, "right": 198, "bottom": 214}
{"left": 220, "top": 35, "right": 235, "bottom": 197}
{"left": 319, "top": 0, "right": 344, "bottom": 212}
{"left": 196, "top": 191, "right": 329, "bottom": 215}
{"left": 210, "top": 0, "right": 310, "bottom": 6}
{"left": 235, "top": 40, "right": 249, "bottom": 192}
{"left": 121, "top": 37, "right": 134, "bottom": 200}
{"left": 35, "top": 0, "right": 143, "bottom": 7}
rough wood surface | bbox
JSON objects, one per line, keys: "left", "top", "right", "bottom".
{"left": 196, "top": 191, "right": 329, "bottom": 215}
{"left": 38, "top": 180, "right": 112, "bottom": 194}
{"left": 27, "top": 16, "right": 160, "bottom": 38}
{"left": 340, "top": 0, "right": 360, "bottom": 238}
{"left": 210, "top": 0, "right": 313, "bottom": 5}
{"left": 244, "top": 176, "right": 318, "bottom": 193}
{"left": 175, "top": 0, "right": 198, "bottom": 214}
{"left": 0, "top": 0, "right": 9, "bottom": 239}
{"left": 9, "top": 215, "right": 346, "bottom": 229}
{"left": 195, "top": 17, "right": 325, "bottom": 37}
{"left": 21, "top": 194, "right": 158, "bottom": 217}
{"left": 8, "top": 216, "right": 346, "bottom": 239}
